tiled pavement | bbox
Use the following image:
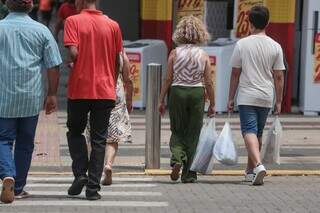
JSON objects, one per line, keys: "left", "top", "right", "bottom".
{"left": 30, "top": 111, "right": 320, "bottom": 172}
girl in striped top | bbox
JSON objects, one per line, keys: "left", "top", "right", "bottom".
{"left": 159, "top": 15, "right": 215, "bottom": 183}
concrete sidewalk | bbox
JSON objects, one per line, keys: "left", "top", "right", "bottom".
{"left": 29, "top": 110, "right": 320, "bottom": 174}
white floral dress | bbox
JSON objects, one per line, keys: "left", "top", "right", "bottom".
{"left": 86, "top": 55, "right": 132, "bottom": 143}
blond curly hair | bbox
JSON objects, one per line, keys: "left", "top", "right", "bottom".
{"left": 173, "top": 15, "right": 210, "bottom": 45}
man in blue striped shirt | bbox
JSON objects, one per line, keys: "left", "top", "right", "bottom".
{"left": 0, "top": 0, "right": 62, "bottom": 203}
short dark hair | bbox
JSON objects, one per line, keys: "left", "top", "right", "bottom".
{"left": 6, "top": 0, "right": 33, "bottom": 13}
{"left": 249, "top": 5, "right": 269, "bottom": 30}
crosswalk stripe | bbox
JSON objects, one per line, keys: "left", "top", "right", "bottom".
{"left": 27, "top": 177, "right": 153, "bottom": 182}
{"left": 7, "top": 200, "right": 169, "bottom": 207}
{"left": 25, "top": 191, "right": 162, "bottom": 196}
{"left": 9, "top": 183, "right": 158, "bottom": 188}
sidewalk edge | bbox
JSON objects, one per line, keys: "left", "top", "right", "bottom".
{"left": 29, "top": 170, "right": 320, "bottom": 176}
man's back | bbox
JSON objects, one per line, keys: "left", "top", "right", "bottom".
{"left": 64, "top": 9, "right": 123, "bottom": 100}
{"left": 0, "top": 13, "right": 61, "bottom": 117}
{"left": 0, "top": 13, "right": 60, "bottom": 73}
{"left": 231, "top": 34, "right": 285, "bottom": 107}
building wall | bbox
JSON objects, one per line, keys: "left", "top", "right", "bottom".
{"left": 99, "top": 0, "right": 140, "bottom": 41}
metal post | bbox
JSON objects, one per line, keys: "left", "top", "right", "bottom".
{"left": 145, "top": 63, "right": 162, "bottom": 169}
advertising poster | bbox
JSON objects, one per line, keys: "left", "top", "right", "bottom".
{"left": 236, "top": 0, "right": 264, "bottom": 38}
{"left": 176, "top": 0, "right": 204, "bottom": 23}
{"left": 265, "top": 0, "right": 295, "bottom": 23}
{"left": 127, "top": 53, "right": 141, "bottom": 101}
{"left": 314, "top": 33, "right": 320, "bottom": 83}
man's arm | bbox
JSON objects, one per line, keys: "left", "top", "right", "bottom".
{"left": 115, "top": 53, "right": 120, "bottom": 82}
{"left": 273, "top": 70, "right": 284, "bottom": 115}
{"left": 67, "top": 46, "right": 78, "bottom": 62}
{"left": 45, "top": 66, "right": 60, "bottom": 114}
{"left": 228, "top": 67, "right": 241, "bottom": 112}
{"left": 64, "top": 18, "right": 79, "bottom": 64}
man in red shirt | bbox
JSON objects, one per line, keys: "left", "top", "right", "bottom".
{"left": 64, "top": 0, "right": 123, "bottom": 200}
{"left": 39, "top": 0, "right": 54, "bottom": 26}
{"left": 54, "top": 0, "right": 77, "bottom": 41}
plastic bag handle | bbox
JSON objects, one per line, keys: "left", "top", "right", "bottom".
{"left": 208, "top": 114, "right": 215, "bottom": 118}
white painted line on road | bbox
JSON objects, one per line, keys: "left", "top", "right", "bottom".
{"left": 27, "top": 191, "right": 162, "bottom": 196}
{"left": 7, "top": 200, "right": 168, "bottom": 207}
{"left": 4, "top": 183, "right": 158, "bottom": 188}
{"left": 27, "top": 177, "right": 153, "bottom": 182}
{"left": 60, "top": 145, "right": 170, "bottom": 150}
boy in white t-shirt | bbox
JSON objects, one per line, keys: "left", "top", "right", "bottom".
{"left": 228, "top": 5, "right": 285, "bottom": 186}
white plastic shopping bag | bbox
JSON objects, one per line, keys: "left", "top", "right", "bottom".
{"left": 190, "top": 118, "right": 218, "bottom": 174}
{"left": 261, "top": 116, "right": 283, "bottom": 165}
{"left": 213, "top": 121, "right": 238, "bottom": 165}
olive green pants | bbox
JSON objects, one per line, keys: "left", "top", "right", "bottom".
{"left": 169, "top": 86, "right": 205, "bottom": 182}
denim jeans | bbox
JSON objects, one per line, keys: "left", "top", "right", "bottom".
{"left": 0, "top": 115, "right": 39, "bottom": 194}
{"left": 238, "top": 105, "right": 270, "bottom": 138}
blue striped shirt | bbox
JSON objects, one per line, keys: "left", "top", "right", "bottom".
{"left": 0, "top": 13, "right": 62, "bottom": 118}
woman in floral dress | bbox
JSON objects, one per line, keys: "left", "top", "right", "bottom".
{"left": 86, "top": 51, "right": 133, "bottom": 185}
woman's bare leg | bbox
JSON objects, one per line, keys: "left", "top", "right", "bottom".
{"left": 102, "top": 143, "right": 118, "bottom": 186}
{"left": 105, "top": 143, "right": 118, "bottom": 170}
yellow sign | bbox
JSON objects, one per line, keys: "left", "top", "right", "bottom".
{"left": 314, "top": 33, "right": 320, "bottom": 83}
{"left": 141, "top": 0, "right": 173, "bottom": 21}
{"left": 127, "top": 53, "right": 141, "bottom": 101}
{"left": 236, "top": 0, "right": 264, "bottom": 38}
{"left": 176, "top": 0, "right": 204, "bottom": 24}
{"left": 265, "top": 0, "right": 295, "bottom": 23}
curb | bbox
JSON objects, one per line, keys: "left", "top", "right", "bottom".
{"left": 145, "top": 169, "right": 320, "bottom": 176}
{"left": 29, "top": 170, "right": 320, "bottom": 176}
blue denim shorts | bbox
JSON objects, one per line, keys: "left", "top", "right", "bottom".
{"left": 238, "top": 105, "right": 270, "bottom": 138}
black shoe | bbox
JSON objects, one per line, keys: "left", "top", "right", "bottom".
{"left": 68, "top": 176, "right": 88, "bottom": 196}
{"left": 181, "top": 178, "right": 197, "bottom": 183}
{"left": 85, "top": 190, "right": 101, "bottom": 200}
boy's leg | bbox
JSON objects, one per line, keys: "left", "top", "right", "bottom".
{"left": 239, "top": 106, "right": 261, "bottom": 167}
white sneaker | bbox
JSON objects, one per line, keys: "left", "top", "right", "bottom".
{"left": 252, "top": 164, "right": 266, "bottom": 185}
{"left": 244, "top": 173, "right": 254, "bottom": 182}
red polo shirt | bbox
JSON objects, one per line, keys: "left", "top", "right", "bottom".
{"left": 64, "top": 9, "right": 123, "bottom": 100}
